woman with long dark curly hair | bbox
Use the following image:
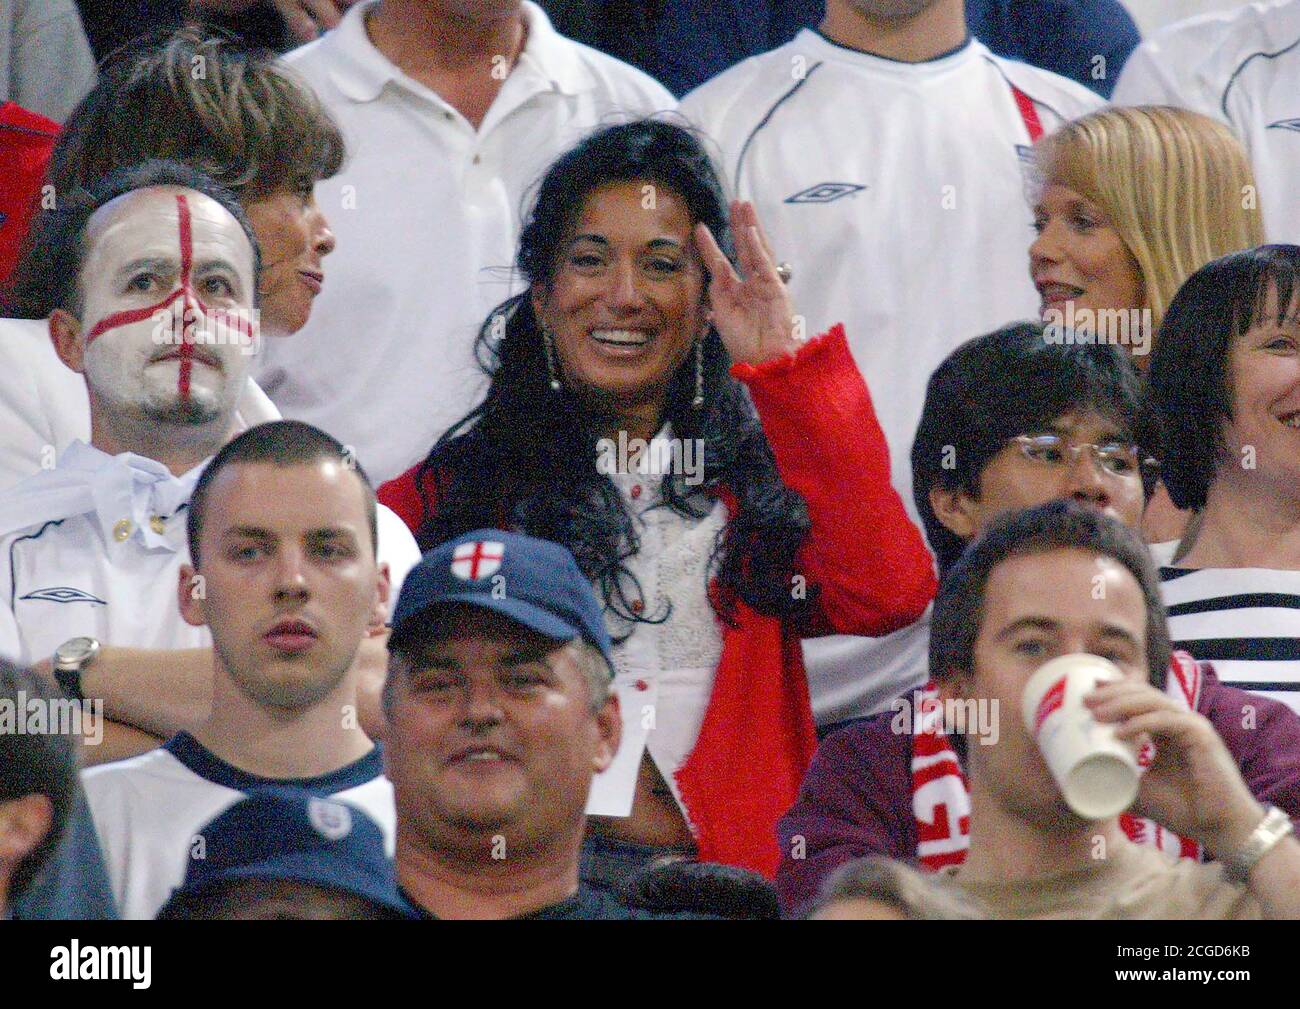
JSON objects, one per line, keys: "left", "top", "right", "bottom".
{"left": 379, "top": 119, "right": 936, "bottom": 881}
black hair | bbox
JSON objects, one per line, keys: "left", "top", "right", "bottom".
{"left": 911, "top": 321, "right": 1157, "bottom": 574}
{"left": 7, "top": 158, "right": 261, "bottom": 320}
{"left": 929, "top": 501, "right": 1171, "bottom": 691}
{"left": 618, "top": 858, "right": 782, "bottom": 920}
{"left": 0, "top": 660, "right": 78, "bottom": 903}
{"left": 187, "top": 420, "right": 377, "bottom": 566}
{"left": 411, "top": 119, "right": 813, "bottom": 628}
{"left": 1148, "top": 244, "right": 1300, "bottom": 510}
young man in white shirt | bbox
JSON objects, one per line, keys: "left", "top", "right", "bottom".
{"left": 1113, "top": 0, "right": 1300, "bottom": 244}
{"left": 256, "top": 0, "right": 676, "bottom": 484}
{"left": 83, "top": 420, "right": 397, "bottom": 920}
{"left": 0, "top": 161, "right": 419, "bottom": 760}
{"left": 679, "top": 0, "right": 1103, "bottom": 726}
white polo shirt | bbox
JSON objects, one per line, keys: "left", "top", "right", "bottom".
{"left": 0, "top": 316, "right": 280, "bottom": 495}
{"left": 83, "top": 733, "right": 396, "bottom": 919}
{"left": 257, "top": 0, "right": 676, "bottom": 484}
{"left": 1113, "top": 0, "right": 1300, "bottom": 244}
{"left": 0, "top": 441, "right": 421, "bottom": 666}
{"left": 680, "top": 32, "right": 1102, "bottom": 723}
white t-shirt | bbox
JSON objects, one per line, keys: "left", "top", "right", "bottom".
{"left": 259, "top": 0, "right": 676, "bottom": 483}
{"left": 1160, "top": 565, "right": 1300, "bottom": 715}
{"left": 0, "top": 317, "right": 280, "bottom": 495}
{"left": 680, "top": 32, "right": 1102, "bottom": 723}
{"left": 1112, "top": 0, "right": 1300, "bottom": 244}
{"left": 82, "top": 732, "right": 396, "bottom": 919}
{"left": 0, "top": 441, "right": 421, "bottom": 665}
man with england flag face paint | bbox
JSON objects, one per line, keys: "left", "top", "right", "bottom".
{"left": 55, "top": 182, "right": 258, "bottom": 444}
{"left": 0, "top": 162, "right": 260, "bottom": 761}
{"left": 0, "top": 161, "right": 422, "bottom": 768}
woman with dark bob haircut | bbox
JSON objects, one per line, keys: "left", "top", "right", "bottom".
{"left": 1147, "top": 244, "right": 1300, "bottom": 713}
{"left": 379, "top": 119, "right": 937, "bottom": 881}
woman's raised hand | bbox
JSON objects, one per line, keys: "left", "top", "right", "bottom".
{"left": 694, "top": 201, "right": 803, "bottom": 366}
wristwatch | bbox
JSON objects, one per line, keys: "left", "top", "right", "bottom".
{"left": 1222, "top": 805, "right": 1295, "bottom": 885}
{"left": 52, "top": 636, "right": 99, "bottom": 702}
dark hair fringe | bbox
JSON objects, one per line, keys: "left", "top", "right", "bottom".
{"left": 910, "top": 321, "right": 1156, "bottom": 574}
{"left": 1148, "top": 244, "right": 1300, "bottom": 510}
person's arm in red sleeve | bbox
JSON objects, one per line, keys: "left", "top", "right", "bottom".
{"left": 1198, "top": 663, "right": 1300, "bottom": 821}
{"left": 774, "top": 713, "right": 917, "bottom": 917}
{"left": 378, "top": 463, "right": 428, "bottom": 534}
{"left": 733, "top": 324, "right": 937, "bottom": 637}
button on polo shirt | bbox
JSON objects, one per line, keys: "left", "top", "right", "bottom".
{"left": 257, "top": 0, "right": 675, "bottom": 484}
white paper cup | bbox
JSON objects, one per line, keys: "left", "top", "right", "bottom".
{"left": 1020, "top": 653, "right": 1140, "bottom": 819}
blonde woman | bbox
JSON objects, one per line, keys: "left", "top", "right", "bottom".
{"left": 1027, "top": 105, "right": 1267, "bottom": 548}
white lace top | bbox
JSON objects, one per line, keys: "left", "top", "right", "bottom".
{"left": 585, "top": 428, "right": 727, "bottom": 825}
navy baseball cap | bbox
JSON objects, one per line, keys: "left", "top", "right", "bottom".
{"left": 389, "top": 528, "right": 614, "bottom": 671}
{"left": 156, "top": 789, "right": 413, "bottom": 919}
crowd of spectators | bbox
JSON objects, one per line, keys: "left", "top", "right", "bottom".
{"left": 1, "top": 0, "right": 1298, "bottom": 920}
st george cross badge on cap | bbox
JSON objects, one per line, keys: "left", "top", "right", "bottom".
{"left": 450, "top": 540, "right": 504, "bottom": 580}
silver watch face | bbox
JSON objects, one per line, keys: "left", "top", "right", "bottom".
{"left": 55, "top": 636, "right": 99, "bottom": 666}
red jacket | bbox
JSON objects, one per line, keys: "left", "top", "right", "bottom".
{"left": 379, "top": 325, "right": 937, "bottom": 875}
{"left": 0, "top": 103, "right": 58, "bottom": 287}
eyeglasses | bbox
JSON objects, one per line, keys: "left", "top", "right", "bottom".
{"left": 1011, "top": 434, "right": 1155, "bottom": 479}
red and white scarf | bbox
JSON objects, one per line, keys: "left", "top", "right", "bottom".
{"left": 912, "top": 651, "right": 1204, "bottom": 870}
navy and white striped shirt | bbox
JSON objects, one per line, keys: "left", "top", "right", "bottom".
{"left": 1160, "top": 566, "right": 1300, "bottom": 714}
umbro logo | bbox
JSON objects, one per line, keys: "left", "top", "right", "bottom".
{"left": 784, "top": 182, "right": 866, "bottom": 204}
{"left": 20, "top": 586, "right": 107, "bottom": 605}
{"left": 1267, "top": 118, "right": 1300, "bottom": 133}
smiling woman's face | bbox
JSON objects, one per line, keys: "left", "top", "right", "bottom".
{"left": 1029, "top": 183, "right": 1144, "bottom": 320}
{"left": 1221, "top": 286, "right": 1300, "bottom": 492}
{"left": 531, "top": 180, "right": 709, "bottom": 418}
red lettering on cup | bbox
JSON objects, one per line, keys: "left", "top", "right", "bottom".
{"left": 1033, "top": 675, "right": 1067, "bottom": 734}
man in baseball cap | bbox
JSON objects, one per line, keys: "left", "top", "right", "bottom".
{"left": 383, "top": 530, "right": 697, "bottom": 918}
{"left": 157, "top": 789, "right": 413, "bottom": 920}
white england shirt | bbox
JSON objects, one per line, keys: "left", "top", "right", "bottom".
{"left": 0, "top": 441, "right": 421, "bottom": 665}
{"left": 82, "top": 733, "right": 396, "bottom": 919}
{"left": 680, "top": 32, "right": 1102, "bottom": 723}
{"left": 1113, "top": 0, "right": 1300, "bottom": 244}
{"left": 259, "top": 0, "right": 676, "bottom": 483}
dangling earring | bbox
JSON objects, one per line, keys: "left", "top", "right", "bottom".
{"left": 692, "top": 338, "right": 705, "bottom": 409}
{"left": 542, "top": 327, "right": 562, "bottom": 392}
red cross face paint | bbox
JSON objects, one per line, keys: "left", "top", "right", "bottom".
{"left": 78, "top": 187, "right": 258, "bottom": 426}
